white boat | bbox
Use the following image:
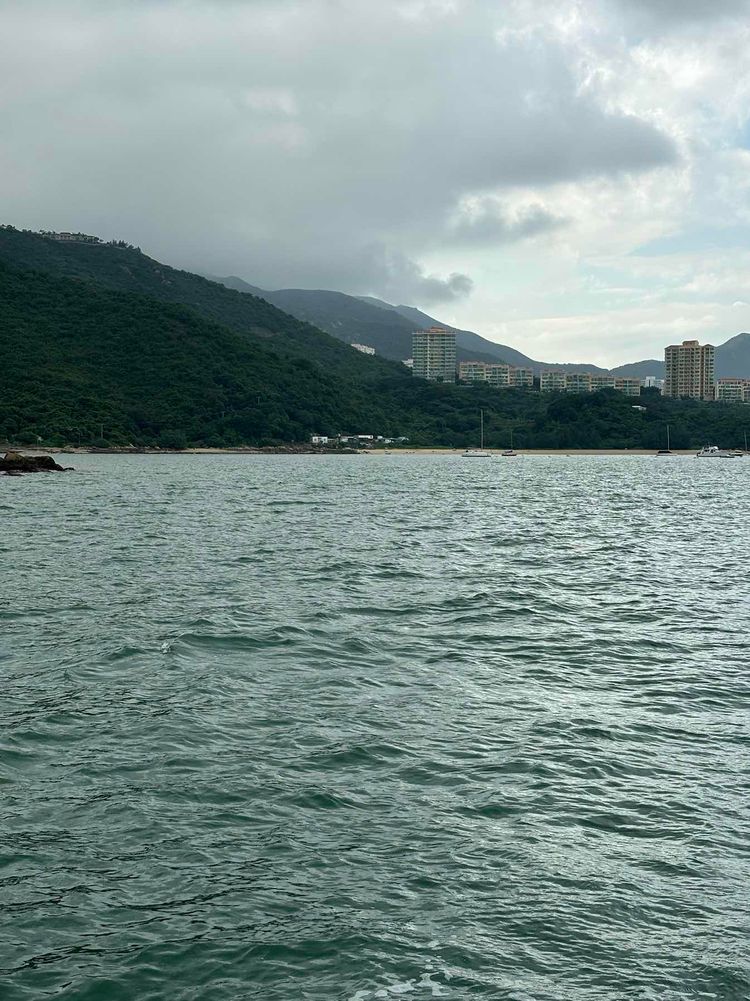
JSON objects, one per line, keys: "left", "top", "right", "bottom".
{"left": 696, "top": 445, "right": 740, "bottom": 458}
{"left": 501, "top": 430, "right": 518, "bottom": 456}
{"left": 462, "top": 409, "right": 492, "bottom": 457}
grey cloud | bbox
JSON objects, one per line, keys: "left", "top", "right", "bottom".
{"left": 0, "top": 1, "right": 677, "bottom": 302}
{"left": 449, "top": 200, "right": 566, "bottom": 246}
{"left": 613, "top": 0, "right": 750, "bottom": 23}
{"left": 413, "top": 271, "right": 474, "bottom": 303}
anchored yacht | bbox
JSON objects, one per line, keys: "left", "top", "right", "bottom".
{"left": 696, "top": 445, "right": 740, "bottom": 458}
{"left": 462, "top": 409, "right": 492, "bottom": 457}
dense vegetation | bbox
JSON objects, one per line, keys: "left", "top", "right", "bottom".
{"left": 1, "top": 230, "right": 749, "bottom": 450}
{"left": 0, "top": 262, "right": 413, "bottom": 447}
{"left": 0, "top": 225, "right": 406, "bottom": 382}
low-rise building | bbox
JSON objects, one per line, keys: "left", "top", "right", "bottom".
{"left": 508, "top": 367, "right": 534, "bottom": 388}
{"left": 458, "top": 361, "right": 490, "bottom": 382}
{"left": 565, "top": 372, "right": 592, "bottom": 394}
{"left": 539, "top": 370, "right": 567, "bottom": 393}
{"left": 715, "top": 378, "right": 750, "bottom": 403}
{"left": 351, "top": 343, "right": 375, "bottom": 355}
{"left": 540, "top": 371, "right": 641, "bottom": 396}
{"left": 458, "top": 360, "right": 533, "bottom": 388}
{"left": 41, "top": 231, "right": 102, "bottom": 244}
{"left": 310, "top": 435, "right": 329, "bottom": 445}
{"left": 614, "top": 378, "right": 642, "bottom": 397}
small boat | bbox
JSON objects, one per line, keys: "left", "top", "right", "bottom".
{"left": 462, "top": 409, "right": 492, "bottom": 457}
{"left": 501, "top": 430, "right": 518, "bottom": 456}
{"left": 696, "top": 445, "right": 740, "bottom": 458}
{"left": 656, "top": 424, "right": 677, "bottom": 455}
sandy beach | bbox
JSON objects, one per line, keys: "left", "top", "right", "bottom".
{"left": 9, "top": 446, "right": 702, "bottom": 457}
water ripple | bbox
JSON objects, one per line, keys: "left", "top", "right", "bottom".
{"left": 2, "top": 454, "right": 750, "bottom": 999}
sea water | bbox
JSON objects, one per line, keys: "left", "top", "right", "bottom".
{"left": 2, "top": 454, "right": 749, "bottom": 1000}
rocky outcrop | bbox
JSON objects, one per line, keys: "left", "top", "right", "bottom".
{"left": 0, "top": 451, "right": 70, "bottom": 474}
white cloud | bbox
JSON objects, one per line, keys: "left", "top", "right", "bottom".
{"left": 0, "top": 0, "right": 747, "bottom": 357}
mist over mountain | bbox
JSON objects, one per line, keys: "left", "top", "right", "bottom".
{"left": 213, "top": 278, "right": 613, "bottom": 374}
{"left": 215, "top": 276, "right": 750, "bottom": 379}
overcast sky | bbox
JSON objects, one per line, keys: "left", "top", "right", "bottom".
{"left": 1, "top": 0, "right": 749, "bottom": 364}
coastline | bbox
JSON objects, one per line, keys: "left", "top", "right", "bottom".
{"left": 8, "top": 446, "right": 702, "bottom": 457}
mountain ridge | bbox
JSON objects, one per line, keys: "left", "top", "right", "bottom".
{"left": 2, "top": 230, "right": 749, "bottom": 451}
{"left": 215, "top": 274, "right": 750, "bottom": 379}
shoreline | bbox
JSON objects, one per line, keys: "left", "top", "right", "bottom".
{"left": 7, "top": 446, "right": 705, "bottom": 457}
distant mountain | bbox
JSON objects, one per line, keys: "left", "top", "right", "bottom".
{"left": 609, "top": 359, "right": 665, "bottom": 379}
{"left": 609, "top": 335, "right": 750, "bottom": 380}
{"left": 209, "top": 281, "right": 501, "bottom": 364}
{"left": 367, "top": 300, "right": 609, "bottom": 374}
{"left": 716, "top": 333, "right": 750, "bottom": 378}
{"left": 211, "top": 275, "right": 750, "bottom": 380}
{"left": 215, "top": 275, "right": 266, "bottom": 296}
{"left": 216, "top": 279, "right": 606, "bottom": 372}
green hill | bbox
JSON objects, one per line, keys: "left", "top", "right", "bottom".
{"left": 1, "top": 227, "right": 749, "bottom": 451}
{"left": 0, "top": 261, "right": 418, "bottom": 447}
{"left": 0, "top": 226, "right": 405, "bottom": 383}
{"left": 0, "top": 257, "right": 550, "bottom": 448}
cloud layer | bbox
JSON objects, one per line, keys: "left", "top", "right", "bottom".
{"left": 0, "top": 0, "right": 748, "bottom": 358}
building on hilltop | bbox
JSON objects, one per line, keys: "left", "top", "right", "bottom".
{"left": 663, "top": 340, "right": 715, "bottom": 400}
{"left": 351, "top": 343, "right": 375, "bottom": 355}
{"left": 714, "top": 378, "right": 750, "bottom": 403}
{"left": 39, "top": 231, "right": 102, "bottom": 244}
{"left": 540, "top": 371, "right": 641, "bottom": 396}
{"left": 458, "top": 360, "right": 533, "bottom": 388}
{"left": 412, "top": 327, "right": 456, "bottom": 383}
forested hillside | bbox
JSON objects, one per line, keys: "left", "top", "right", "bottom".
{"left": 0, "top": 226, "right": 405, "bottom": 381}
{"left": 1, "top": 230, "right": 749, "bottom": 450}
{"left": 0, "top": 262, "right": 409, "bottom": 446}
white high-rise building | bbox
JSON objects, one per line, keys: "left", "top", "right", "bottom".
{"left": 412, "top": 327, "right": 456, "bottom": 383}
{"left": 663, "top": 340, "right": 715, "bottom": 400}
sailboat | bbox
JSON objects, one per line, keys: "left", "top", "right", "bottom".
{"left": 462, "top": 409, "right": 492, "bottom": 457}
{"left": 656, "top": 424, "right": 676, "bottom": 455}
{"left": 501, "top": 429, "right": 518, "bottom": 457}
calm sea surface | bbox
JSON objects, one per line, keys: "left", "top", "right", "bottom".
{"left": 2, "top": 454, "right": 750, "bottom": 1000}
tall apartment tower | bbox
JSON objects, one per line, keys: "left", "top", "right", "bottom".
{"left": 663, "top": 340, "right": 715, "bottom": 400}
{"left": 412, "top": 327, "right": 456, "bottom": 383}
